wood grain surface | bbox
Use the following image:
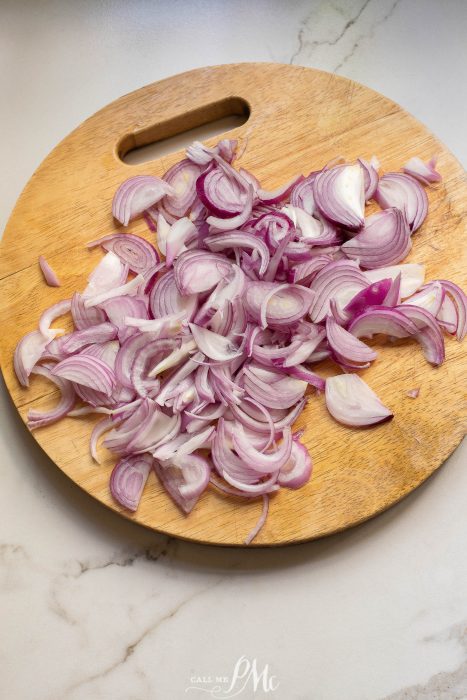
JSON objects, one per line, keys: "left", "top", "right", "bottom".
{"left": 0, "top": 63, "right": 466, "bottom": 546}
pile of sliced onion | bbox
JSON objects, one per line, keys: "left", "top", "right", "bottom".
{"left": 15, "top": 139, "right": 466, "bottom": 544}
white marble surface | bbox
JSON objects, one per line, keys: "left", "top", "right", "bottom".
{"left": 1, "top": 1, "right": 466, "bottom": 698}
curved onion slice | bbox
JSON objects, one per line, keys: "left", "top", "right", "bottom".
{"left": 165, "top": 217, "right": 197, "bottom": 267}
{"left": 158, "top": 159, "right": 203, "bottom": 220}
{"left": 243, "top": 365, "right": 307, "bottom": 409}
{"left": 402, "top": 282, "right": 444, "bottom": 317}
{"left": 149, "top": 269, "right": 197, "bottom": 320}
{"left": 71, "top": 292, "right": 106, "bottom": 330}
{"left": 52, "top": 355, "right": 116, "bottom": 396}
{"left": 154, "top": 454, "right": 210, "bottom": 513}
{"left": 196, "top": 160, "right": 249, "bottom": 218}
{"left": 245, "top": 495, "right": 269, "bottom": 545}
{"left": 341, "top": 208, "right": 411, "bottom": 269}
{"left": 437, "top": 294, "right": 458, "bottom": 335}
{"left": 39, "top": 255, "right": 61, "bottom": 286}
{"left": 349, "top": 307, "right": 418, "bottom": 339}
{"left": 375, "top": 172, "right": 428, "bottom": 232}
{"left": 343, "top": 279, "right": 393, "bottom": 318}
{"left": 233, "top": 425, "right": 292, "bottom": 475}
{"left": 358, "top": 158, "right": 379, "bottom": 201}
{"left": 290, "top": 171, "right": 319, "bottom": 214}
{"left": 189, "top": 323, "right": 241, "bottom": 362}
{"left": 87, "top": 233, "right": 160, "bottom": 277}
{"left": 112, "top": 176, "right": 175, "bottom": 226}
{"left": 174, "top": 250, "right": 232, "bottom": 295}
{"left": 326, "top": 315, "right": 377, "bottom": 366}
{"left": 14, "top": 330, "right": 57, "bottom": 387}
{"left": 364, "top": 264, "right": 425, "bottom": 299}
{"left": 205, "top": 231, "right": 270, "bottom": 277}
{"left": 245, "top": 282, "right": 314, "bottom": 328}
{"left": 291, "top": 255, "right": 333, "bottom": 285}
{"left": 39, "top": 299, "right": 71, "bottom": 337}
{"left": 313, "top": 163, "right": 365, "bottom": 230}
{"left": 325, "top": 374, "right": 393, "bottom": 426}
{"left": 397, "top": 305, "right": 445, "bottom": 365}
{"left": 403, "top": 156, "right": 441, "bottom": 185}
{"left": 436, "top": 280, "right": 467, "bottom": 341}
{"left": 309, "top": 260, "right": 368, "bottom": 322}
{"left": 27, "top": 364, "right": 76, "bottom": 429}
{"left": 257, "top": 175, "right": 302, "bottom": 204}
{"left": 110, "top": 453, "right": 153, "bottom": 511}
{"left": 83, "top": 251, "right": 128, "bottom": 298}
{"left": 277, "top": 439, "right": 312, "bottom": 489}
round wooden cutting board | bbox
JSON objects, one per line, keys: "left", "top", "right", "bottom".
{"left": 0, "top": 63, "right": 466, "bottom": 546}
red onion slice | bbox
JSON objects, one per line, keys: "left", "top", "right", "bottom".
{"left": 110, "top": 453, "right": 153, "bottom": 510}
{"left": 245, "top": 282, "right": 314, "bottom": 328}
{"left": 309, "top": 260, "right": 368, "bottom": 322}
{"left": 112, "top": 176, "right": 175, "bottom": 227}
{"left": 83, "top": 251, "right": 128, "bottom": 298}
{"left": 87, "top": 233, "right": 160, "bottom": 277}
{"left": 343, "top": 279, "right": 393, "bottom": 318}
{"left": 341, "top": 208, "right": 412, "bottom": 269}
{"left": 326, "top": 315, "right": 377, "bottom": 366}
{"left": 313, "top": 163, "right": 365, "bottom": 230}
{"left": 14, "top": 330, "right": 57, "bottom": 387}
{"left": 38, "top": 299, "right": 71, "bottom": 337}
{"left": 174, "top": 250, "right": 232, "bottom": 295}
{"left": 60, "top": 322, "right": 118, "bottom": 354}
{"left": 437, "top": 294, "right": 458, "bottom": 335}
{"left": 196, "top": 160, "right": 249, "bottom": 218}
{"left": 364, "top": 264, "right": 425, "bottom": 299}
{"left": 374, "top": 172, "right": 428, "bottom": 232}
{"left": 402, "top": 282, "right": 444, "bottom": 317}
{"left": 233, "top": 425, "right": 292, "bottom": 475}
{"left": 71, "top": 292, "right": 106, "bottom": 330}
{"left": 397, "top": 305, "right": 445, "bottom": 365}
{"left": 244, "top": 495, "right": 269, "bottom": 545}
{"left": 243, "top": 364, "right": 307, "bottom": 409}
{"left": 27, "top": 364, "right": 76, "bottom": 429}
{"left": 277, "top": 439, "right": 313, "bottom": 489}
{"left": 290, "top": 171, "right": 319, "bottom": 214}
{"left": 154, "top": 454, "right": 210, "bottom": 513}
{"left": 52, "top": 355, "right": 116, "bottom": 396}
{"left": 205, "top": 231, "right": 270, "bottom": 277}
{"left": 358, "top": 158, "right": 379, "bottom": 201}
{"left": 325, "top": 374, "right": 393, "bottom": 427}
{"left": 349, "top": 307, "right": 418, "bottom": 339}
{"left": 436, "top": 280, "right": 467, "bottom": 341}
{"left": 159, "top": 159, "right": 203, "bottom": 220}
{"left": 165, "top": 217, "right": 197, "bottom": 267}
{"left": 403, "top": 156, "right": 441, "bottom": 185}
{"left": 84, "top": 274, "right": 143, "bottom": 308}
{"left": 39, "top": 255, "right": 61, "bottom": 287}
{"left": 189, "top": 323, "right": 241, "bottom": 362}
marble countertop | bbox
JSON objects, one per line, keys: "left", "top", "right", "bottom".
{"left": 1, "top": 1, "right": 466, "bottom": 698}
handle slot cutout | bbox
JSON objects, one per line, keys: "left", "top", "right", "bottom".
{"left": 119, "top": 96, "right": 250, "bottom": 165}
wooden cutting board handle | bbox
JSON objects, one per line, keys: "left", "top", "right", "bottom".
{"left": 0, "top": 63, "right": 466, "bottom": 546}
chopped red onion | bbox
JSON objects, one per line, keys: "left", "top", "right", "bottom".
{"left": 403, "top": 156, "right": 441, "bottom": 185}
{"left": 87, "top": 233, "right": 160, "bottom": 278}
{"left": 341, "top": 208, "right": 411, "bottom": 269}
{"left": 110, "top": 453, "right": 153, "bottom": 510}
{"left": 39, "top": 255, "right": 61, "bottom": 287}
{"left": 112, "top": 176, "right": 175, "bottom": 227}
{"left": 325, "top": 374, "right": 393, "bottom": 427}
{"left": 313, "top": 163, "right": 365, "bottom": 230}
{"left": 13, "top": 137, "right": 465, "bottom": 544}
{"left": 375, "top": 172, "right": 428, "bottom": 232}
